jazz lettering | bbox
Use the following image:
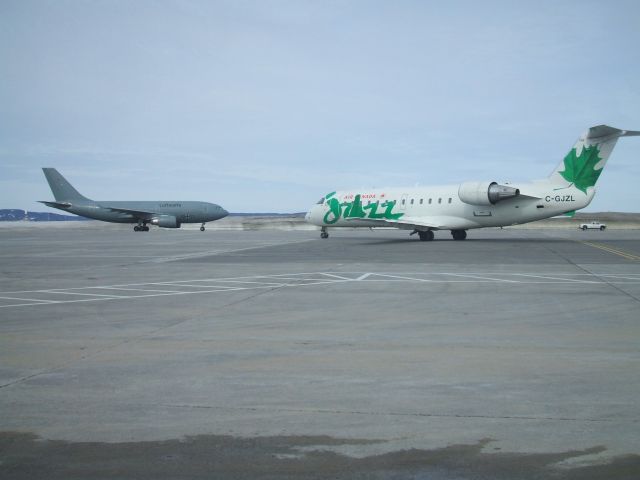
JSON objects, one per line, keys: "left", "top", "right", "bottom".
{"left": 323, "top": 194, "right": 404, "bottom": 224}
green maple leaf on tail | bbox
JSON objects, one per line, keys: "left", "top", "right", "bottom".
{"left": 559, "top": 145, "right": 603, "bottom": 193}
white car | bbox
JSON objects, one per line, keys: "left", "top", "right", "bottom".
{"left": 579, "top": 221, "right": 606, "bottom": 231}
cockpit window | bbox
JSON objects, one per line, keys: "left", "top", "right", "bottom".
{"left": 316, "top": 198, "right": 325, "bottom": 205}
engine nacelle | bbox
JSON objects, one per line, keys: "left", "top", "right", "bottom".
{"left": 150, "top": 215, "right": 181, "bottom": 228}
{"left": 458, "top": 181, "right": 520, "bottom": 206}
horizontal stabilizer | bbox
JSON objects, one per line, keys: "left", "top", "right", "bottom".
{"left": 38, "top": 200, "right": 72, "bottom": 209}
{"left": 585, "top": 125, "right": 640, "bottom": 139}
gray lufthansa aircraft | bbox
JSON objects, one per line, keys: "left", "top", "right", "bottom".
{"left": 39, "top": 168, "right": 228, "bottom": 231}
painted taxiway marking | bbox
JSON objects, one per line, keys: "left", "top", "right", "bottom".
{"left": 1, "top": 271, "right": 639, "bottom": 308}
{"left": 0, "top": 295, "right": 59, "bottom": 304}
{"left": 510, "top": 273, "right": 600, "bottom": 284}
{"left": 581, "top": 241, "right": 640, "bottom": 261}
{"left": 94, "top": 287, "right": 180, "bottom": 294}
{"left": 43, "top": 290, "right": 128, "bottom": 298}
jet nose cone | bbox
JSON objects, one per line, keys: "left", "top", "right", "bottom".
{"left": 220, "top": 207, "right": 229, "bottom": 218}
{"left": 305, "top": 211, "right": 311, "bottom": 222}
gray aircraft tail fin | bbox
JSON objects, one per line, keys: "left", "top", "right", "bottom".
{"left": 42, "top": 168, "right": 91, "bottom": 202}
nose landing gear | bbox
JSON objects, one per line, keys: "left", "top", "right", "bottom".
{"left": 200, "top": 223, "right": 206, "bottom": 232}
{"left": 320, "top": 227, "right": 329, "bottom": 239}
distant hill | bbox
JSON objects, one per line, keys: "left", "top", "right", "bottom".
{"left": 0, "top": 209, "right": 89, "bottom": 222}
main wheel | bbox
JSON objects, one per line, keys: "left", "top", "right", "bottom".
{"left": 134, "top": 226, "right": 140, "bottom": 232}
{"left": 418, "top": 230, "right": 434, "bottom": 241}
{"left": 451, "top": 229, "right": 467, "bottom": 240}
{"left": 600, "top": 226, "right": 605, "bottom": 231}
{"left": 200, "top": 226, "right": 205, "bottom": 232}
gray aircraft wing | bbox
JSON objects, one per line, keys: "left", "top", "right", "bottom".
{"left": 102, "top": 206, "right": 156, "bottom": 220}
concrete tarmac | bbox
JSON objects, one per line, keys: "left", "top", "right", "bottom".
{"left": 1, "top": 224, "right": 639, "bottom": 479}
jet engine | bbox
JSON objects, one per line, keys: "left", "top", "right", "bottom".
{"left": 458, "top": 181, "right": 520, "bottom": 206}
{"left": 150, "top": 215, "right": 181, "bottom": 228}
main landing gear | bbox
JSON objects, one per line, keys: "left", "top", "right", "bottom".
{"left": 200, "top": 223, "right": 206, "bottom": 232}
{"left": 451, "top": 229, "right": 467, "bottom": 240}
{"left": 410, "top": 230, "right": 467, "bottom": 241}
{"left": 320, "top": 227, "right": 329, "bottom": 239}
{"left": 134, "top": 222, "right": 149, "bottom": 232}
{"left": 410, "top": 229, "right": 434, "bottom": 241}
{"left": 418, "top": 230, "right": 434, "bottom": 241}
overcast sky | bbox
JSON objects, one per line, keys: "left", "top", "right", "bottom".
{"left": 1, "top": 0, "right": 639, "bottom": 213}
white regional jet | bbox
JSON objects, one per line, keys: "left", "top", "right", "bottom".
{"left": 306, "top": 125, "right": 639, "bottom": 240}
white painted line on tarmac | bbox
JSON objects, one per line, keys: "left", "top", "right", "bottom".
{"left": 153, "top": 283, "right": 251, "bottom": 290}
{"left": 320, "top": 273, "right": 356, "bottom": 281}
{"left": 2, "top": 270, "right": 640, "bottom": 309}
{"left": 510, "top": 273, "right": 600, "bottom": 284}
{"left": 94, "top": 287, "right": 180, "bottom": 294}
{"left": 355, "top": 273, "right": 372, "bottom": 281}
{"left": 0, "top": 295, "right": 59, "bottom": 304}
{"left": 44, "top": 291, "right": 129, "bottom": 298}
{"left": 372, "top": 274, "right": 435, "bottom": 283}
{"left": 437, "top": 273, "right": 521, "bottom": 283}
{"left": 598, "top": 274, "right": 640, "bottom": 281}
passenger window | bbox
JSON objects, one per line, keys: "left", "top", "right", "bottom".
{"left": 419, "top": 199, "right": 423, "bottom": 205}
{"left": 401, "top": 199, "right": 405, "bottom": 205}
{"left": 438, "top": 198, "right": 442, "bottom": 204}
{"left": 448, "top": 198, "right": 452, "bottom": 204}
{"left": 428, "top": 198, "right": 432, "bottom": 204}
{"left": 410, "top": 199, "right": 414, "bottom": 205}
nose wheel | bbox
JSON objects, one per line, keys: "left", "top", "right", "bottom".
{"left": 200, "top": 223, "right": 206, "bottom": 232}
{"left": 320, "top": 227, "right": 329, "bottom": 239}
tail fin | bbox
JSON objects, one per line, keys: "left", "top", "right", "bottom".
{"left": 549, "top": 125, "right": 640, "bottom": 193}
{"left": 42, "top": 168, "right": 91, "bottom": 202}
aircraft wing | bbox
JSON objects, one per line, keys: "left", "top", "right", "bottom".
{"left": 103, "top": 206, "right": 156, "bottom": 220}
{"left": 346, "top": 215, "right": 476, "bottom": 230}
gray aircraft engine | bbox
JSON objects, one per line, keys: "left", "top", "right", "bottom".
{"left": 150, "top": 215, "right": 181, "bottom": 228}
{"left": 458, "top": 181, "right": 520, "bottom": 206}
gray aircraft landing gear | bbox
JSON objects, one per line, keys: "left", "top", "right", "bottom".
{"left": 451, "top": 229, "right": 467, "bottom": 240}
{"left": 320, "top": 227, "right": 329, "bottom": 239}
{"left": 417, "top": 230, "right": 434, "bottom": 241}
{"left": 134, "top": 222, "right": 149, "bottom": 232}
{"left": 200, "top": 223, "right": 206, "bottom": 232}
